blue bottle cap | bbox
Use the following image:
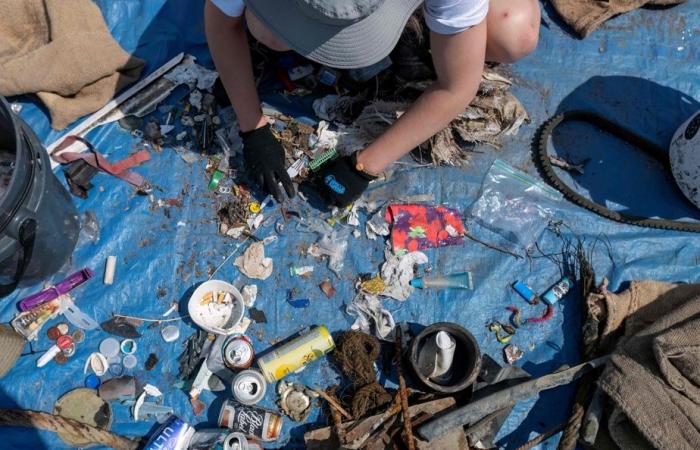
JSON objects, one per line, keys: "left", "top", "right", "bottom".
{"left": 410, "top": 278, "right": 425, "bottom": 289}
{"left": 85, "top": 374, "right": 101, "bottom": 389}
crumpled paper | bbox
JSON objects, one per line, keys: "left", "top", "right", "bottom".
{"left": 380, "top": 251, "right": 428, "bottom": 301}
{"left": 235, "top": 242, "right": 273, "bottom": 280}
{"left": 346, "top": 293, "right": 396, "bottom": 338}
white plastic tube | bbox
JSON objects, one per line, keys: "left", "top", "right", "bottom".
{"left": 104, "top": 256, "right": 116, "bottom": 285}
{"left": 430, "top": 331, "right": 456, "bottom": 378}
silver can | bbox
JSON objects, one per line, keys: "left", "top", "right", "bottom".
{"left": 223, "top": 432, "right": 264, "bottom": 450}
{"left": 232, "top": 369, "right": 267, "bottom": 405}
{"left": 224, "top": 335, "right": 255, "bottom": 370}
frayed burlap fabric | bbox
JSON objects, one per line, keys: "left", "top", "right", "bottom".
{"left": 0, "top": 0, "right": 145, "bottom": 129}
{"left": 589, "top": 281, "right": 700, "bottom": 449}
{"left": 551, "top": 0, "right": 686, "bottom": 38}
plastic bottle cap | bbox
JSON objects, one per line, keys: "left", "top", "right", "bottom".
{"left": 161, "top": 325, "right": 180, "bottom": 343}
{"left": 108, "top": 362, "right": 124, "bottom": 376}
{"left": 120, "top": 339, "right": 137, "bottom": 355}
{"left": 99, "top": 338, "right": 120, "bottom": 359}
{"left": 85, "top": 374, "right": 101, "bottom": 389}
{"left": 248, "top": 202, "right": 261, "bottom": 214}
{"left": 123, "top": 354, "right": 138, "bottom": 369}
{"left": 47, "top": 326, "right": 61, "bottom": 341}
{"left": 410, "top": 278, "right": 424, "bottom": 289}
{"left": 56, "top": 335, "right": 74, "bottom": 351}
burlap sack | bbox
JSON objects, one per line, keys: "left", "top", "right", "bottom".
{"left": 0, "top": 0, "right": 145, "bottom": 129}
{"left": 550, "top": 0, "right": 687, "bottom": 38}
{"left": 591, "top": 281, "right": 700, "bottom": 449}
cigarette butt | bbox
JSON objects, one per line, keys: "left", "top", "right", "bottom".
{"left": 217, "top": 292, "right": 225, "bottom": 304}
{"left": 104, "top": 256, "right": 116, "bottom": 285}
{"left": 201, "top": 292, "right": 213, "bottom": 305}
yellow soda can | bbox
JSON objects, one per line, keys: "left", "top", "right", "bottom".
{"left": 257, "top": 326, "right": 334, "bottom": 382}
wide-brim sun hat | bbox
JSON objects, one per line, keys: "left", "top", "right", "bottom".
{"left": 243, "top": 0, "right": 423, "bottom": 69}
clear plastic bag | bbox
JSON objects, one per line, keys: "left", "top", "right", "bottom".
{"left": 468, "top": 159, "right": 563, "bottom": 254}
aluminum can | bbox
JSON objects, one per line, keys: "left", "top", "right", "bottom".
{"left": 224, "top": 335, "right": 254, "bottom": 370}
{"left": 218, "top": 399, "right": 282, "bottom": 442}
{"left": 232, "top": 369, "right": 267, "bottom": 405}
{"left": 223, "top": 432, "right": 264, "bottom": 450}
{"left": 256, "top": 326, "right": 334, "bottom": 382}
{"left": 542, "top": 277, "right": 574, "bottom": 305}
{"left": 143, "top": 415, "right": 194, "bottom": 450}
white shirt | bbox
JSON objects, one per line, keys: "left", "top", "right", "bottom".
{"left": 211, "top": 0, "right": 488, "bottom": 34}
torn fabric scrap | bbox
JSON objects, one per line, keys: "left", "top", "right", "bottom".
{"left": 346, "top": 293, "right": 395, "bottom": 339}
{"left": 380, "top": 251, "right": 428, "bottom": 301}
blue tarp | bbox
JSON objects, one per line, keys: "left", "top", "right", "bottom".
{"left": 1, "top": 1, "right": 699, "bottom": 448}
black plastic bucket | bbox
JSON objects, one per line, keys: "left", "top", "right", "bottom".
{"left": 0, "top": 96, "right": 79, "bottom": 296}
{"left": 409, "top": 322, "right": 481, "bottom": 394}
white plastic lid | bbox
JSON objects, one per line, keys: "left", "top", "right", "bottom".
{"left": 161, "top": 325, "right": 180, "bottom": 343}
{"left": 99, "top": 338, "right": 120, "bottom": 359}
{"left": 123, "top": 354, "right": 138, "bottom": 369}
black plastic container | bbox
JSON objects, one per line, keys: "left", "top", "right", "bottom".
{"left": 0, "top": 96, "right": 79, "bottom": 296}
{"left": 409, "top": 322, "right": 481, "bottom": 394}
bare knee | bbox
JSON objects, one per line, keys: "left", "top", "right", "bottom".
{"left": 486, "top": 0, "right": 540, "bottom": 63}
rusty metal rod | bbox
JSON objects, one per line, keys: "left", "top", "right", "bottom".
{"left": 396, "top": 328, "right": 416, "bottom": 450}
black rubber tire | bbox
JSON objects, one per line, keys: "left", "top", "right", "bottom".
{"left": 533, "top": 111, "right": 700, "bottom": 233}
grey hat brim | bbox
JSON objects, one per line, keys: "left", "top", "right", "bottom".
{"left": 243, "top": 0, "right": 423, "bottom": 69}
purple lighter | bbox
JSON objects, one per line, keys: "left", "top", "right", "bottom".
{"left": 18, "top": 268, "right": 94, "bottom": 312}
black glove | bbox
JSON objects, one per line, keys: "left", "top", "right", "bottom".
{"left": 313, "top": 152, "right": 377, "bottom": 207}
{"left": 241, "top": 124, "right": 295, "bottom": 201}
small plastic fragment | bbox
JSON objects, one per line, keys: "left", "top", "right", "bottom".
{"left": 319, "top": 280, "right": 336, "bottom": 298}
{"left": 287, "top": 298, "right": 310, "bottom": 308}
{"left": 248, "top": 308, "right": 267, "bottom": 323}
{"left": 488, "top": 322, "right": 513, "bottom": 344}
{"left": 503, "top": 344, "right": 524, "bottom": 364}
{"left": 241, "top": 285, "right": 258, "bottom": 307}
{"left": 506, "top": 306, "right": 521, "bottom": 328}
{"left": 191, "top": 397, "right": 206, "bottom": 416}
{"left": 161, "top": 325, "right": 180, "bottom": 342}
{"left": 104, "top": 256, "right": 116, "bottom": 285}
{"left": 145, "top": 353, "right": 159, "bottom": 371}
{"left": 289, "top": 265, "right": 314, "bottom": 277}
{"left": 101, "top": 317, "right": 142, "bottom": 338}
{"left": 143, "top": 384, "right": 163, "bottom": 397}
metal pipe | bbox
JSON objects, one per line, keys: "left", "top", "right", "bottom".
{"left": 417, "top": 356, "right": 609, "bottom": 442}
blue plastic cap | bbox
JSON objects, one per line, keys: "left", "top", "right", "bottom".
{"left": 85, "top": 374, "right": 101, "bottom": 389}
{"left": 410, "top": 278, "right": 424, "bottom": 289}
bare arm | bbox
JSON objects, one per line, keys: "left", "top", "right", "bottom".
{"left": 204, "top": 1, "right": 266, "bottom": 132}
{"left": 356, "top": 21, "right": 487, "bottom": 174}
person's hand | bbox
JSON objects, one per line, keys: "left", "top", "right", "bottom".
{"left": 241, "top": 124, "right": 295, "bottom": 201}
{"left": 313, "top": 152, "right": 377, "bottom": 207}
